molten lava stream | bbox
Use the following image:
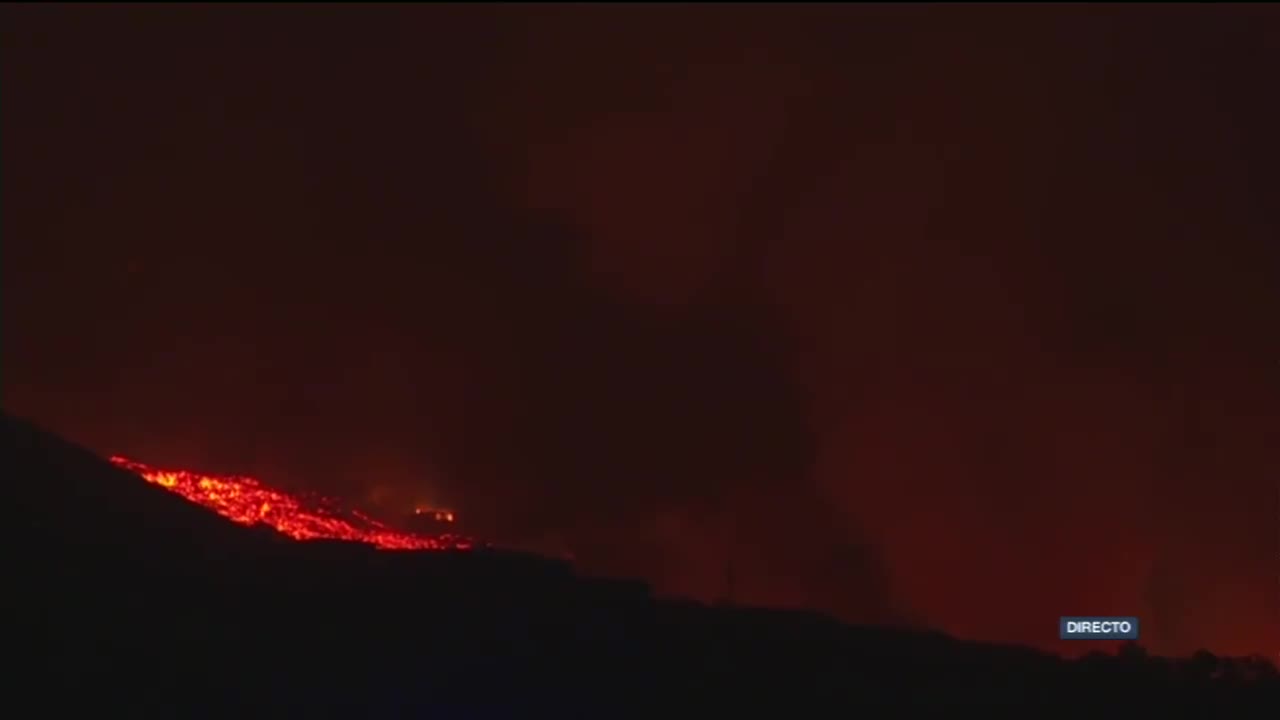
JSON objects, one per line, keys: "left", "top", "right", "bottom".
{"left": 108, "top": 456, "right": 472, "bottom": 551}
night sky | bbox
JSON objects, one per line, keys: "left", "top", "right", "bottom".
{"left": 3, "top": 5, "right": 1277, "bottom": 659}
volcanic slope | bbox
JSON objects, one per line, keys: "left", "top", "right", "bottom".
{"left": 6, "top": 412, "right": 1276, "bottom": 717}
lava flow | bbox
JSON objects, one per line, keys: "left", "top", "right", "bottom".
{"left": 109, "top": 456, "right": 473, "bottom": 551}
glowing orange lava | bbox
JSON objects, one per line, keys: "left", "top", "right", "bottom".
{"left": 109, "top": 456, "right": 473, "bottom": 551}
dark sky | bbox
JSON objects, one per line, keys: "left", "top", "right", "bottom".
{"left": 3, "top": 5, "right": 1277, "bottom": 658}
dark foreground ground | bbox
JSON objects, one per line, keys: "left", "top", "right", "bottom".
{"left": 6, "top": 412, "right": 1276, "bottom": 717}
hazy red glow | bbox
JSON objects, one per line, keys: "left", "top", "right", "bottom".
{"left": 109, "top": 456, "right": 473, "bottom": 551}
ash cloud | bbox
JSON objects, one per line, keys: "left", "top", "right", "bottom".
{"left": 378, "top": 208, "right": 905, "bottom": 625}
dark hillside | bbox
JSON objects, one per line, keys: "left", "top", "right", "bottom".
{"left": 6, "top": 412, "right": 1275, "bottom": 716}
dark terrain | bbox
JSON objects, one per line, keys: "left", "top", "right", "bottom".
{"left": 8, "top": 412, "right": 1276, "bottom": 716}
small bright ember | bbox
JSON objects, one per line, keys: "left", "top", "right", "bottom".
{"left": 109, "top": 456, "right": 473, "bottom": 551}
{"left": 414, "top": 506, "right": 455, "bottom": 523}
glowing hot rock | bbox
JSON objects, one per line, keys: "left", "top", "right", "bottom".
{"left": 109, "top": 456, "right": 472, "bottom": 551}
